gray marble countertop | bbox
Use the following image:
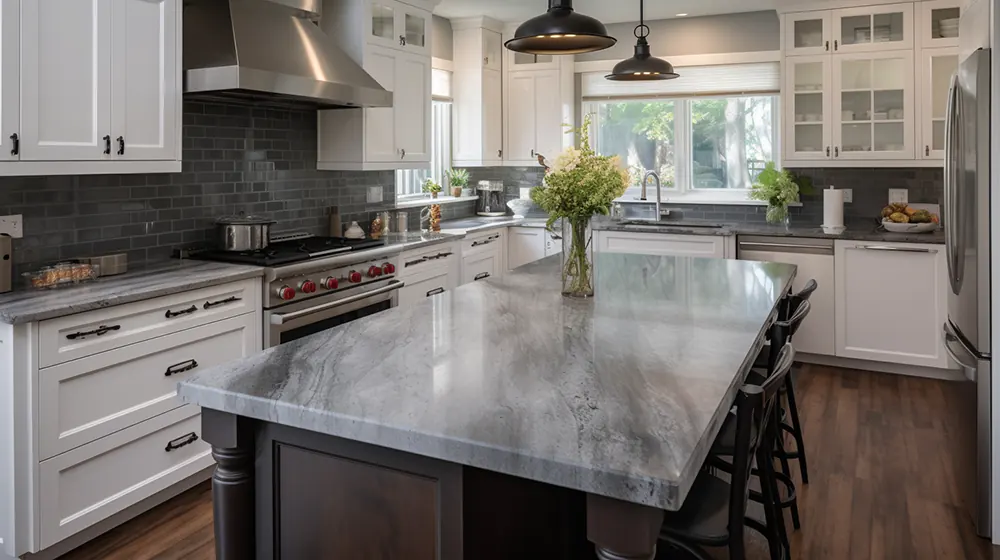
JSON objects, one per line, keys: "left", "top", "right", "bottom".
{"left": 440, "top": 216, "right": 550, "bottom": 234}
{"left": 179, "top": 254, "right": 795, "bottom": 511}
{"left": 593, "top": 219, "right": 946, "bottom": 244}
{"left": 0, "top": 260, "right": 264, "bottom": 325}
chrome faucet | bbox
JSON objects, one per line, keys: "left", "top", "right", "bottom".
{"left": 642, "top": 171, "right": 662, "bottom": 220}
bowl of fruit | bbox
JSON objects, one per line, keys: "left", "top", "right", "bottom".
{"left": 880, "top": 203, "right": 940, "bottom": 233}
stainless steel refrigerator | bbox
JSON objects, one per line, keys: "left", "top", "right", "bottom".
{"left": 942, "top": 11, "right": 991, "bottom": 538}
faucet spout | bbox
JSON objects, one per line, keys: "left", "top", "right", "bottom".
{"left": 643, "top": 171, "right": 662, "bottom": 220}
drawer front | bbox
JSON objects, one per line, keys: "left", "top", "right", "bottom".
{"left": 461, "top": 229, "right": 503, "bottom": 256}
{"left": 597, "top": 231, "right": 725, "bottom": 258}
{"left": 398, "top": 269, "right": 452, "bottom": 307}
{"left": 399, "top": 243, "right": 458, "bottom": 279}
{"left": 462, "top": 252, "right": 498, "bottom": 284}
{"left": 39, "top": 406, "right": 213, "bottom": 548}
{"left": 38, "top": 313, "right": 257, "bottom": 460}
{"left": 39, "top": 278, "right": 259, "bottom": 368}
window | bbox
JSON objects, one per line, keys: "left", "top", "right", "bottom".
{"left": 582, "top": 62, "right": 780, "bottom": 202}
{"left": 396, "top": 68, "right": 453, "bottom": 202}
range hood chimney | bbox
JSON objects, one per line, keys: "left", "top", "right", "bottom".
{"left": 184, "top": 0, "right": 392, "bottom": 109}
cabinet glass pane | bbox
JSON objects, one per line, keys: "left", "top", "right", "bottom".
{"left": 872, "top": 58, "right": 906, "bottom": 90}
{"left": 930, "top": 7, "right": 960, "bottom": 40}
{"left": 841, "top": 59, "right": 871, "bottom": 89}
{"left": 795, "top": 93, "right": 824, "bottom": 123}
{"left": 795, "top": 124, "right": 824, "bottom": 152}
{"left": 841, "top": 15, "right": 872, "bottom": 45}
{"left": 794, "top": 19, "right": 825, "bottom": 49}
{"left": 841, "top": 91, "right": 871, "bottom": 122}
{"left": 930, "top": 55, "right": 958, "bottom": 119}
{"left": 842, "top": 123, "right": 872, "bottom": 152}
{"left": 405, "top": 13, "right": 425, "bottom": 48}
{"left": 371, "top": 3, "right": 394, "bottom": 41}
{"left": 793, "top": 62, "right": 824, "bottom": 91}
{"left": 514, "top": 52, "right": 553, "bottom": 65}
{"left": 840, "top": 12, "right": 905, "bottom": 46}
{"left": 874, "top": 122, "right": 904, "bottom": 151}
{"left": 872, "top": 12, "right": 905, "bottom": 44}
{"left": 932, "top": 120, "right": 945, "bottom": 150}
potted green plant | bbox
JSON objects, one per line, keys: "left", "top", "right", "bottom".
{"left": 445, "top": 168, "right": 469, "bottom": 198}
{"left": 422, "top": 178, "right": 443, "bottom": 199}
{"left": 748, "top": 162, "right": 800, "bottom": 225}
{"left": 530, "top": 115, "right": 629, "bottom": 298}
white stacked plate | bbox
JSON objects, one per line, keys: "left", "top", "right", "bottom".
{"left": 939, "top": 18, "right": 959, "bottom": 38}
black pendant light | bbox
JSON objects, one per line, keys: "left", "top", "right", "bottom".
{"left": 605, "top": 0, "right": 678, "bottom": 81}
{"left": 504, "top": 0, "right": 616, "bottom": 55}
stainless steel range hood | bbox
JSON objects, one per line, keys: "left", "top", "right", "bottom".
{"left": 184, "top": 0, "right": 392, "bottom": 109}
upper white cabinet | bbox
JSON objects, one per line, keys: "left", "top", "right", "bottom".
{"left": 834, "top": 240, "right": 954, "bottom": 369}
{"left": 831, "top": 3, "right": 913, "bottom": 53}
{"left": 452, "top": 19, "right": 503, "bottom": 166}
{"left": 319, "top": 0, "right": 432, "bottom": 171}
{"left": 917, "top": 46, "right": 958, "bottom": 159}
{"left": 505, "top": 70, "right": 563, "bottom": 165}
{"left": 785, "top": 12, "right": 833, "bottom": 56}
{"left": 917, "top": 0, "right": 961, "bottom": 48}
{"left": 832, "top": 50, "right": 914, "bottom": 159}
{"left": 0, "top": 0, "right": 18, "bottom": 163}
{"left": 21, "top": 0, "right": 112, "bottom": 161}
{"left": 16, "top": 0, "right": 180, "bottom": 171}
{"left": 785, "top": 55, "right": 832, "bottom": 160}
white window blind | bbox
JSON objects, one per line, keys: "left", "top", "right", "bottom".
{"left": 432, "top": 68, "right": 452, "bottom": 100}
{"left": 581, "top": 62, "right": 780, "bottom": 100}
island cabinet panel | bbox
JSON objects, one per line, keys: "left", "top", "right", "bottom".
{"left": 834, "top": 240, "right": 954, "bottom": 369}
{"left": 595, "top": 230, "right": 727, "bottom": 259}
{"left": 507, "top": 226, "right": 546, "bottom": 270}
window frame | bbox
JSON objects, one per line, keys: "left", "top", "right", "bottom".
{"left": 585, "top": 93, "right": 781, "bottom": 204}
{"left": 396, "top": 99, "right": 453, "bottom": 202}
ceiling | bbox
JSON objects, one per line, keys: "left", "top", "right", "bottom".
{"left": 433, "top": 0, "right": 781, "bottom": 23}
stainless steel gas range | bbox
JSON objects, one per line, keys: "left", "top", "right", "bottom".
{"left": 189, "top": 234, "right": 404, "bottom": 348}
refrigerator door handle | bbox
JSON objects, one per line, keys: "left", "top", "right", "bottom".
{"left": 944, "top": 322, "right": 980, "bottom": 374}
{"left": 944, "top": 72, "right": 963, "bottom": 294}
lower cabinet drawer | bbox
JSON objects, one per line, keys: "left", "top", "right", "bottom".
{"left": 398, "top": 269, "right": 452, "bottom": 307}
{"left": 38, "top": 312, "right": 257, "bottom": 460}
{"left": 462, "top": 251, "right": 499, "bottom": 285}
{"left": 39, "top": 405, "right": 213, "bottom": 549}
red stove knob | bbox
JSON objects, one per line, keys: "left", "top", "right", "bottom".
{"left": 382, "top": 263, "right": 396, "bottom": 274}
{"left": 368, "top": 265, "right": 382, "bottom": 278}
{"left": 300, "top": 280, "right": 317, "bottom": 294}
{"left": 323, "top": 277, "right": 339, "bottom": 290}
{"left": 348, "top": 271, "right": 363, "bottom": 283}
{"left": 276, "top": 285, "right": 296, "bottom": 300}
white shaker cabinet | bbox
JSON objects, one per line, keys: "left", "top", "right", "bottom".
{"left": 20, "top": 0, "right": 112, "bottom": 161}
{"left": 595, "top": 230, "right": 729, "bottom": 259}
{"left": 0, "top": 0, "right": 18, "bottom": 162}
{"left": 17, "top": 0, "right": 181, "bottom": 169}
{"left": 917, "top": 47, "right": 958, "bottom": 160}
{"left": 784, "top": 55, "right": 833, "bottom": 161}
{"left": 834, "top": 240, "right": 954, "bottom": 369}
{"left": 830, "top": 3, "right": 913, "bottom": 54}
{"left": 507, "top": 227, "right": 546, "bottom": 270}
{"left": 452, "top": 19, "right": 503, "bottom": 166}
{"left": 394, "top": 50, "right": 431, "bottom": 163}
{"left": 505, "top": 70, "right": 562, "bottom": 166}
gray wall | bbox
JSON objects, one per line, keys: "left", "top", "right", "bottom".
{"left": 432, "top": 15, "right": 453, "bottom": 61}
{"left": 576, "top": 11, "right": 779, "bottom": 62}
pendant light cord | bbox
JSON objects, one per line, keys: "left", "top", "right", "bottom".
{"left": 635, "top": 0, "right": 649, "bottom": 39}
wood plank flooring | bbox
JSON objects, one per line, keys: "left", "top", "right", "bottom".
{"left": 58, "top": 365, "right": 991, "bottom": 560}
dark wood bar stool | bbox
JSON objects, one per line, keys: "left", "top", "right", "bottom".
{"left": 658, "top": 344, "right": 796, "bottom": 560}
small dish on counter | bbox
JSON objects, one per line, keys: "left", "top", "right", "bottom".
{"left": 23, "top": 262, "right": 100, "bottom": 289}
{"left": 880, "top": 220, "right": 939, "bottom": 233}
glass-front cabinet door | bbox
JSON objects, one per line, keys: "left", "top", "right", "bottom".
{"left": 784, "top": 12, "right": 831, "bottom": 56}
{"left": 785, "top": 56, "right": 832, "bottom": 160}
{"left": 832, "top": 3, "right": 913, "bottom": 53}
{"left": 368, "top": 1, "right": 398, "bottom": 50}
{"left": 833, "top": 51, "right": 914, "bottom": 160}
{"left": 396, "top": 4, "right": 430, "bottom": 56}
{"left": 919, "top": 48, "right": 958, "bottom": 159}
{"left": 918, "top": 0, "right": 961, "bottom": 48}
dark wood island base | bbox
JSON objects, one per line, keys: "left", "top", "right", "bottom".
{"left": 202, "top": 409, "right": 665, "bottom": 560}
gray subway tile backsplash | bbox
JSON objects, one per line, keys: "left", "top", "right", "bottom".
{"left": 0, "top": 98, "right": 941, "bottom": 275}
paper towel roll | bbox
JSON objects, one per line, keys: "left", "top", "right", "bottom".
{"left": 823, "top": 187, "right": 845, "bottom": 228}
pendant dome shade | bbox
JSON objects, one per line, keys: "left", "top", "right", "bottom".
{"left": 605, "top": 0, "right": 679, "bottom": 81}
{"left": 504, "top": 0, "right": 617, "bottom": 55}
{"left": 605, "top": 37, "right": 679, "bottom": 81}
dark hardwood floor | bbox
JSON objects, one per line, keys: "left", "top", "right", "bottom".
{"left": 59, "top": 365, "right": 991, "bottom": 560}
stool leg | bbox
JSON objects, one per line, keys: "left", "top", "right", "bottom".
{"left": 784, "top": 378, "right": 809, "bottom": 484}
{"left": 757, "top": 438, "right": 789, "bottom": 560}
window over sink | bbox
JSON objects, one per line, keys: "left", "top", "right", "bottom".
{"left": 396, "top": 68, "right": 454, "bottom": 203}
{"left": 582, "top": 62, "right": 780, "bottom": 203}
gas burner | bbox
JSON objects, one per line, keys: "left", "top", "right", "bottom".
{"left": 186, "top": 235, "right": 387, "bottom": 267}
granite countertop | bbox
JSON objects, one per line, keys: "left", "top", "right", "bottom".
{"left": 593, "top": 219, "right": 946, "bottom": 244}
{"left": 179, "top": 254, "right": 795, "bottom": 511}
{"left": 439, "top": 216, "right": 550, "bottom": 234}
{"left": 0, "top": 260, "right": 264, "bottom": 325}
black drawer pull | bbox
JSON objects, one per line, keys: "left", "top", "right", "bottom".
{"left": 426, "top": 287, "right": 445, "bottom": 297}
{"left": 9, "top": 132, "right": 18, "bottom": 156}
{"left": 164, "top": 359, "right": 199, "bottom": 377}
{"left": 474, "top": 272, "right": 490, "bottom": 281}
{"left": 203, "top": 296, "right": 241, "bottom": 310}
{"left": 165, "top": 432, "right": 199, "bottom": 452}
{"left": 165, "top": 305, "right": 197, "bottom": 319}
{"left": 103, "top": 134, "right": 111, "bottom": 154}
{"left": 116, "top": 136, "right": 125, "bottom": 155}
{"left": 405, "top": 258, "right": 427, "bottom": 267}
{"left": 66, "top": 324, "right": 121, "bottom": 340}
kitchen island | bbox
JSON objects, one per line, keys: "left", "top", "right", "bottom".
{"left": 178, "top": 253, "right": 796, "bottom": 559}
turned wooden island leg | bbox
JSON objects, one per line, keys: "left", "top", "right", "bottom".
{"left": 587, "top": 494, "right": 664, "bottom": 560}
{"left": 201, "top": 408, "right": 255, "bottom": 560}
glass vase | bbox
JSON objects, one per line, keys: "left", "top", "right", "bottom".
{"left": 562, "top": 217, "right": 594, "bottom": 298}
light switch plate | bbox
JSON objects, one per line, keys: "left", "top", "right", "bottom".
{"left": 888, "top": 188, "right": 908, "bottom": 204}
{"left": 0, "top": 214, "right": 22, "bottom": 238}
{"left": 842, "top": 189, "right": 853, "bottom": 203}
{"left": 367, "top": 186, "right": 383, "bottom": 204}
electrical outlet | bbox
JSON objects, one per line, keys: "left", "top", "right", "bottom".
{"left": 842, "top": 189, "right": 853, "bottom": 203}
{"left": 0, "top": 214, "right": 22, "bottom": 238}
{"left": 888, "top": 188, "right": 908, "bottom": 205}
{"left": 366, "top": 186, "right": 383, "bottom": 204}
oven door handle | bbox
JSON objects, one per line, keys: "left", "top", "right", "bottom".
{"left": 269, "top": 281, "right": 404, "bottom": 325}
